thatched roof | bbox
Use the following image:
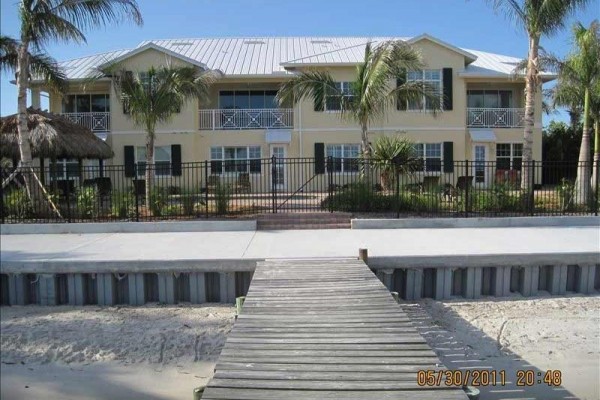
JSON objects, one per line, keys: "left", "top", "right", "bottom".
{"left": 0, "top": 108, "right": 113, "bottom": 160}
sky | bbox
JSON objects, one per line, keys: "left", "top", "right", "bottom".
{"left": 1, "top": 0, "right": 599, "bottom": 124}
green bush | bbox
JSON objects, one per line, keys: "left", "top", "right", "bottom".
{"left": 214, "top": 183, "right": 231, "bottom": 215}
{"left": 76, "top": 186, "right": 99, "bottom": 218}
{"left": 111, "top": 191, "right": 135, "bottom": 219}
{"left": 149, "top": 187, "right": 169, "bottom": 217}
{"left": 181, "top": 192, "right": 198, "bottom": 216}
{"left": 468, "top": 184, "right": 524, "bottom": 213}
{"left": 557, "top": 178, "right": 575, "bottom": 212}
{"left": 4, "top": 188, "right": 32, "bottom": 218}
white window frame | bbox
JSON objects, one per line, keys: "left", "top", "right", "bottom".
{"left": 414, "top": 143, "right": 443, "bottom": 173}
{"left": 210, "top": 146, "right": 262, "bottom": 175}
{"left": 496, "top": 142, "right": 523, "bottom": 170}
{"left": 62, "top": 94, "right": 110, "bottom": 113}
{"left": 324, "top": 82, "right": 354, "bottom": 112}
{"left": 326, "top": 144, "right": 361, "bottom": 173}
{"left": 50, "top": 158, "right": 79, "bottom": 180}
{"left": 135, "top": 146, "right": 172, "bottom": 177}
{"left": 406, "top": 69, "right": 442, "bottom": 112}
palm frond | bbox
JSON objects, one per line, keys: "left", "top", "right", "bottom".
{"left": 276, "top": 69, "right": 339, "bottom": 108}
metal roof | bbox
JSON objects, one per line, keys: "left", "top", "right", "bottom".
{"left": 55, "top": 36, "right": 551, "bottom": 80}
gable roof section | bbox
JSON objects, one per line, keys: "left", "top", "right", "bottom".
{"left": 52, "top": 36, "right": 555, "bottom": 81}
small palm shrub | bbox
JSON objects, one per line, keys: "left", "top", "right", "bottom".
{"left": 369, "top": 136, "right": 418, "bottom": 191}
{"left": 149, "top": 187, "right": 169, "bottom": 217}
{"left": 557, "top": 178, "right": 575, "bottom": 212}
{"left": 76, "top": 186, "right": 99, "bottom": 218}
{"left": 214, "top": 183, "right": 231, "bottom": 215}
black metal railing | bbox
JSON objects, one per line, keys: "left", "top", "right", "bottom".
{"left": 1, "top": 158, "right": 598, "bottom": 223}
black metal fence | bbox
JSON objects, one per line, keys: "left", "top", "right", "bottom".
{"left": 1, "top": 158, "right": 598, "bottom": 223}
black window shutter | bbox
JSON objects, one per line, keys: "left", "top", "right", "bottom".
{"left": 171, "top": 144, "right": 182, "bottom": 176}
{"left": 396, "top": 70, "right": 407, "bottom": 111}
{"left": 442, "top": 68, "right": 453, "bottom": 111}
{"left": 314, "top": 142, "right": 325, "bottom": 174}
{"left": 443, "top": 142, "right": 454, "bottom": 173}
{"left": 124, "top": 146, "right": 135, "bottom": 177}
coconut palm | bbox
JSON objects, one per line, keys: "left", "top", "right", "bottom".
{"left": 552, "top": 20, "right": 600, "bottom": 202}
{"left": 370, "top": 135, "right": 418, "bottom": 191}
{"left": 277, "top": 40, "right": 441, "bottom": 180}
{"left": 487, "top": 0, "right": 591, "bottom": 192}
{"left": 12, "top": 0, "right": 142, "bottom": 205}
{"left": 109, "top": 66, "right": 217, "bottom": 205}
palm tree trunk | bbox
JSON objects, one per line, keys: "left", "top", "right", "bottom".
{"left": 575, "top": 87, "right": 591, "bottom": 204}
{"left": 521, "top": 35, "right": 538, "bottom": 193}
{"left": 16, "top": 41, "right": 35, "bottom": 199}
{"left": 361, "top": 123, "right": 371, "bottom": 183}
{"left": 145, "top": 131, "right": 155, "bottom": 209}
{"left": 591, "top": 118, "right": 599, "bottom": 195}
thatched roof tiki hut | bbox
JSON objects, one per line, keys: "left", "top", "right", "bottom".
{"left": 1, "top": 108, "right": 113, "bottom": 190}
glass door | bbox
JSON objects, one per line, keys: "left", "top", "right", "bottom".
{"left": 270, "top": 145, "right": 286, "bottom": 190}
{"left": 472, "top": 144, "right": 488, "bottom": 186}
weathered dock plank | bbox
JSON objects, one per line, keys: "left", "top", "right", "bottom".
{"left": 202, "top": 259, "right": 467, "bottom": 400}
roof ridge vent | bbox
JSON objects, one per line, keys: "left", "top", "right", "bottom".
{"left": 170, "top": 41, "right": 194, "bottom": 46}
{"left": 243, "top": 40, "right": 266, "bottom": 45}
{"left": 310, "top": 40, "right": 332, "bottom": 44}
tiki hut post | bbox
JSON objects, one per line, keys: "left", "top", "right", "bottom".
{"left": 78, "top": 158, "right": 84, "bottom": 186}
{"left": 99, "top": 159, "right": 104, "bottom": 178}
{"left": 50, "top": 158, "right": 58, "bottom": 193}
{"left": 39, "top": 157, "right": 45, "bottom": 186}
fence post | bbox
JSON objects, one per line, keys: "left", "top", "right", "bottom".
{"left": 133, "top": 164, "right": 140, "bottom": 222}
{"left": 204, "top": 161, "right": 209, "bottom": 218}
{"left": 464, "top": 160, "right": 470, "bottom": 217}
{"left": 595, "top": 160, "right": 599, "bottom": 217}
{"left": 271, "top": 155, "right": 277, "bottom": 214}
{"left": 0, "top": 164, "right": 4, "bottom": 224}
{"left": 327, "top": 156, "right": 333, "bottom": 213}
{"left": 396, "top": 168, "right": 401, "bottom": 219}
{"left": 530, "top": 160, "right": 536, "bottom": 216}
{"left": 65, "top": 164, "right": 72, "bottom": 223}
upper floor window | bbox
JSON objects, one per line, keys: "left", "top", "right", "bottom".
{"left": 414, "top": 143, "right": 442, "bottom": 172}
{"left": 467, "top": 90, "right": 513, "bottom": 108}
{"left": 325, "top": 82, "right": 354, "bottom": 112}
{"left": 219, "top": 90, "right": 278, "bottom": 109}
{"left": 496, "top": 143, "right": 522, "bottom": 170}
{"left": 62, "top": 94, "right": 110, "bottom": 113}
{"left": 326, "top": 144, "right": 360, "bottom": 172}
{"left": 407, "top": 70, "right": 442, "bottom": 111}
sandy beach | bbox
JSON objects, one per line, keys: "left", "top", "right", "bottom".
{"left": 1, "top": 295, "right": 598, "bottom": 400}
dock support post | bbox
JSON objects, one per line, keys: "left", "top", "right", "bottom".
{"left": 358, "top": 248, "right": 368, "bottom": 264}
{"left": 404, "top": 269, "right": 422, "bottom": 300}
{"left": 376, "top": 269, "right": 394, "bottom": 291}
{"left": 464, "top": 268, "right": 482, "bottom": 299}
{"left": 520, "top": 266, "right": 538, "bottom": 296}
{"left": 8, "top": 274, "right": 27, "bottom": 305}
{"left": 158, "top": 273, "right": 176, "bottom": 304}
{"left": 435, "top": 268, "right": 452, "bottom": 300}
{"left": 67, "top": 274, "right": 85, "bottom": 305}
{"left": 219, "top": 272, "right": 235, "bottom": 304}
{"left": 549, "top": 264, "right": 568, "bottom": 295}
{"left": 493, "top": 266, "right": 512, "bottom": 297}
{"left": 576, "top": 264, "right": 595, "bottom": 294}
{"left": 190, "top": 272, "right": 206, "bottom": 304}
{"left": 39, "top": 274, "right": 57, "bottom": 306}
{"left": 97, "top": 273, "right": 115, "bottom": 306}
{"left": 128, "top": 273, "right": 145, "bottom": 306}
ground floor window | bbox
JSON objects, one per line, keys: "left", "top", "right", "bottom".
{"left": 326, "top": 144, "right": 360, "bottom": 172}
{"left": 496, "top": 143, "right": 522, "bottom": 170}
{"left": 50, "top": 158, "right": 79, "bottom": 180}
{"left": 210, "top": 146, "right": 261, "bottom": 174}
{"left": 414, "top": 143, "right": 442, "bottom": 172}
{"left": 136, "top": 146, "right": 172, "bottom": 177}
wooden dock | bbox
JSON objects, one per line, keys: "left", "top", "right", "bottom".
{"left": 202, "top": 258, "right": 467, "bottom": 399}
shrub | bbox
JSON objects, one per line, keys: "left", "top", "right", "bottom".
{"left": 468, "top": 184, "right": 523, "bottom": 213}
{"left": 557, "top": 178, "right": 575, "bottom": 212}
{"left": 214, "top": 183, "right": 231, "bottom": 215}
{"left": 111, "top": 191, "right": 135, "bottom": 219}
{"left": 149, "top": 187, "right": 169, "bottom": 217}
{"left": 76, "top": 186, "right": 99, "bottom": 218}
{"left": 3, "top": 188, "right": 32, "bottom": 218}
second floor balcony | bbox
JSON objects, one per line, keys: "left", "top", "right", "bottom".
{"left": 61, "top": 112, "right": 111, "bottom": 132}
{"left": 199, "top": 108, "right": 293, "bottom": 130}
{"left": 467, "top": 108, "right": 525, "bottom": 128}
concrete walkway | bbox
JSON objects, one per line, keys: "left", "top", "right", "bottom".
{"left": 1, "top": 226, "right": 598, "bottom": 268}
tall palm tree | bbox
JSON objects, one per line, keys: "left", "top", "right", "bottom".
{"left": 553, "top": 20, "right": 600, "bottom": 202}
{"left": 13, "top": 0, "right": 142, "bottom": 204}
{"left": 277, "top": 40, "right": 440, "bottom": 180}
{"left": 487, "top": 0, "right": 590, "bottom": 192}
{"left": 109, "top": 66, "right": 217, "bottom": 204}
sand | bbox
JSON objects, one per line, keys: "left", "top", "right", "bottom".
{"left": 1, "top": 296, "right": 598, "bottom": 400}
{"left": 1, "top": 304, "right": 235, "bottom": 400}
{"left": 405, "top": 294, "right": 600, "bottom": 400}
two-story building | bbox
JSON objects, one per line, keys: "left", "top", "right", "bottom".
{"left": 30, "top": 35, "right": 553, "bottom": 190}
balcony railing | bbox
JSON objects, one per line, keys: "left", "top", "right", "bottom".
{"left": 199, "top": 108, "right": 293, "bottom": 130}
{"left": 61, "top": 112, "right": 111, "bottom": 132}
{"left": 467, "top": 108, "right": 525, "bottom": 128}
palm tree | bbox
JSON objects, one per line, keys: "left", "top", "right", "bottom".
{"left": 109, "top": 66, "right": 217, "bottom": 205}
{"left": 12, "top": 0, "right": 142, "bottom": 205}
{"left": 370, "top": 135, "right": 418, "bottom": 191}
{"left": 487, "top": 0, "right": 591, "bottom": 192}
{"left": 277, "top": 40, "right": 440, "bottom": 180}
{"left": 553, "top": 20, "right": 600, "bottom": 202}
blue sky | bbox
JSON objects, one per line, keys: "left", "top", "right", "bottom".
{"left": 1, "top": 0, "right": 599, "bottom": 124}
